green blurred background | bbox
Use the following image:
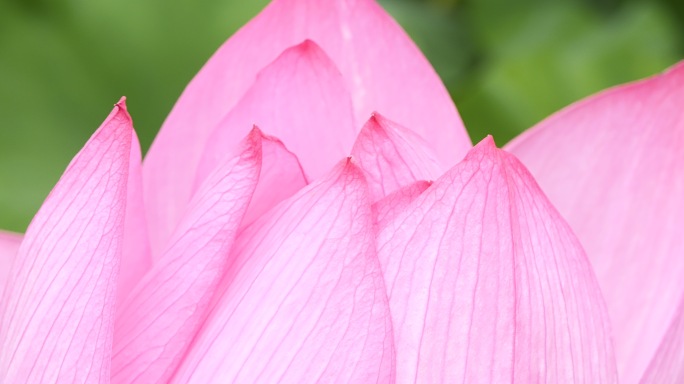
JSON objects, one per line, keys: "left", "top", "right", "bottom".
{"left": 0, "top": 0, "right": 682, "bottom": 232}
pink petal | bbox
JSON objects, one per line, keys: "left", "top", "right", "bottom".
{"left": 506, "top": 61, "right": 684, "bottom": 382}
{"left": 377, "top": 137, "right": 617, "bottom": 382}
{"left": 0, "top": 231, "right": 22, "bottom": 301}
{"left": 351, "top": 114, "right": 441, "bottom": 201}
{"left": 372, "top": 180, "right": 431, "bottom": 225}
{"left": 0, "top": 99, "right": 132, "bottom": 383}
{"left": 241, "top": 131, "right": 308, "bottom": 227}
{"left": 117, "top": 130, "right": 152, "bottom": 302}
{"left": 197, "top": 40, "right": 354, "bottom": 187}
{"left": 143, "top": 0, "right": 470, "bottom": 254}
{"left": 203, "top": 130, "right": 310, "bottom": 312}
{"left": 640, "top": 296, "right": 684, "bottom": 383}
{"left": 171, "top": 160, "right": 395, "bottom": 384}
{"left": 111, "top": 129, "right": 263, "bottom": 384}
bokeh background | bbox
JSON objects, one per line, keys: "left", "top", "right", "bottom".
{"left": 1, "top": 0, "right": 682, "bottom": 232}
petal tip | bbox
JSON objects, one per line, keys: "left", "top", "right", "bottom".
{"left": 479, "top": 135, "right": 497, "bottom": 148}
{"left": 250, "top": 125, "right": 285, "bottom": 148}
{"left": 116, "top": 96, "right": 127, "bottom": 109}
{"left": 339, "top": 156, "right": 367, "bottom": 185}
{"left": 243, "top": 127, "right": 265, "bottom": 156}
{"left": 368, "top": 111, "right": 385, "bottom": 123}
{"left": 365, "top": 112, "right": 390, "bottom": 133}
{"left": 248, "top": 125, "right": 265, "bottom": 140}
{"left": 465, "top": 135, "right": 500, "bottom": 162}
{"left": 291, "top": 39, "right": 325, "bottom": 59}
{"left": 107, "top": 97, "right": 133, "bottom": 131}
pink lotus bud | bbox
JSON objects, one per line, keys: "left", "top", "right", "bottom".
{"left": 2, "top": 1, "right": 683, "bottom": 383}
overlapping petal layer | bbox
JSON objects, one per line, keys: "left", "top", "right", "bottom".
{"left": 143, "top": 0, "right": 470, "bottom": 254}
{"left": 376, "top": 137, "right": 617, "bottom": 383}
{"left": 506, "top": 62, "right": 684, "bottom": 382}
{"left": 111, "top": 129, "right": 264, "bottom": 383}
{"left": 171, "top": 160, "right": 395, "bottom": 384}
{"left": 239, "top": 132, "right": 308, "bottom": 227}
{"left": 4, "top": 0, "right": 682, "bottom": 381}
{"left": 372, "top": 180, "right": 432, "bottom": 225}
{"left": 197, "top": 40, "right": 354, "bottom": 188}
{"left": 0, "top": 100, "right": 132, "bottom": 383}
{"left": 352, "top": 114, "right": 441, "bottom": 201}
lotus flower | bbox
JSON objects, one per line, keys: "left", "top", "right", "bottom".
{"left": 1, "top": 0, "right": 682, "bottom": 383}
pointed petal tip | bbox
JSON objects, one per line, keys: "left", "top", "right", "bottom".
{"left": 365, "top": 112, "right": 421, "bottom": 134}
{"left": 248, "top": 125, "right": 264, "bottom": 140}
{"left": 113, "top": 97, "right": 134, "bottom": 123}
{"left": 102, "top": 98, "right": 133, "bottom": 138}
{"left": 242, "top": 126, "right": 266, "bottom": 151}
{"left": 344, "top": 155, "right": 357, "bottom": 171}
{"left": 247, "top": 126, "right": 307, "bottom": 182}
{"left": 352, "top": 112, "right": 443, "bottom": 201}
{"left": 464, "top": 135, "right": 501, "bottom": 163}
{"left": 338, "top": 156, "right": 367, "bottom": 185}
{"left": 368, "top": 111, "right": 385, "bottom": 123}
{"left": 83, "top": 101, "right": 134, "bottom": 156}
{"left": 479, "top": 135, "right": 497, "bottom": 148}
{"left": 362, "top": 111, "right": 431, "bottom": 143}
{"left": 364, "top": 112, "right": 390, "bottom": 133}
{"left": 116, "top": 96, "right": 127, "bottom": 108}
{"left": 250, "top": 125, "right": 286, "bottom": 147}
{"left": 452, "top": 135, "right": 545, "bottom": 195}
{"left": 367, "top": 113, "right": 380, "bottom": 125}
{"left": 298, "top": 38, "right": 319, "bottom": 51}
{"left": 285, "top": 39, "right": 326, "bottom": 61}
{"left": 251, "top": 127, "right": 310, "bottom": 186}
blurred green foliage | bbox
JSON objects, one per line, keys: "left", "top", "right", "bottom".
{"left": 0, "top": 0, "right": 681, "bottom": 232}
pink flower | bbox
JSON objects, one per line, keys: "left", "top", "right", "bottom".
{"left": 1, "top": 0, "right": 682, "bottom": 382}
